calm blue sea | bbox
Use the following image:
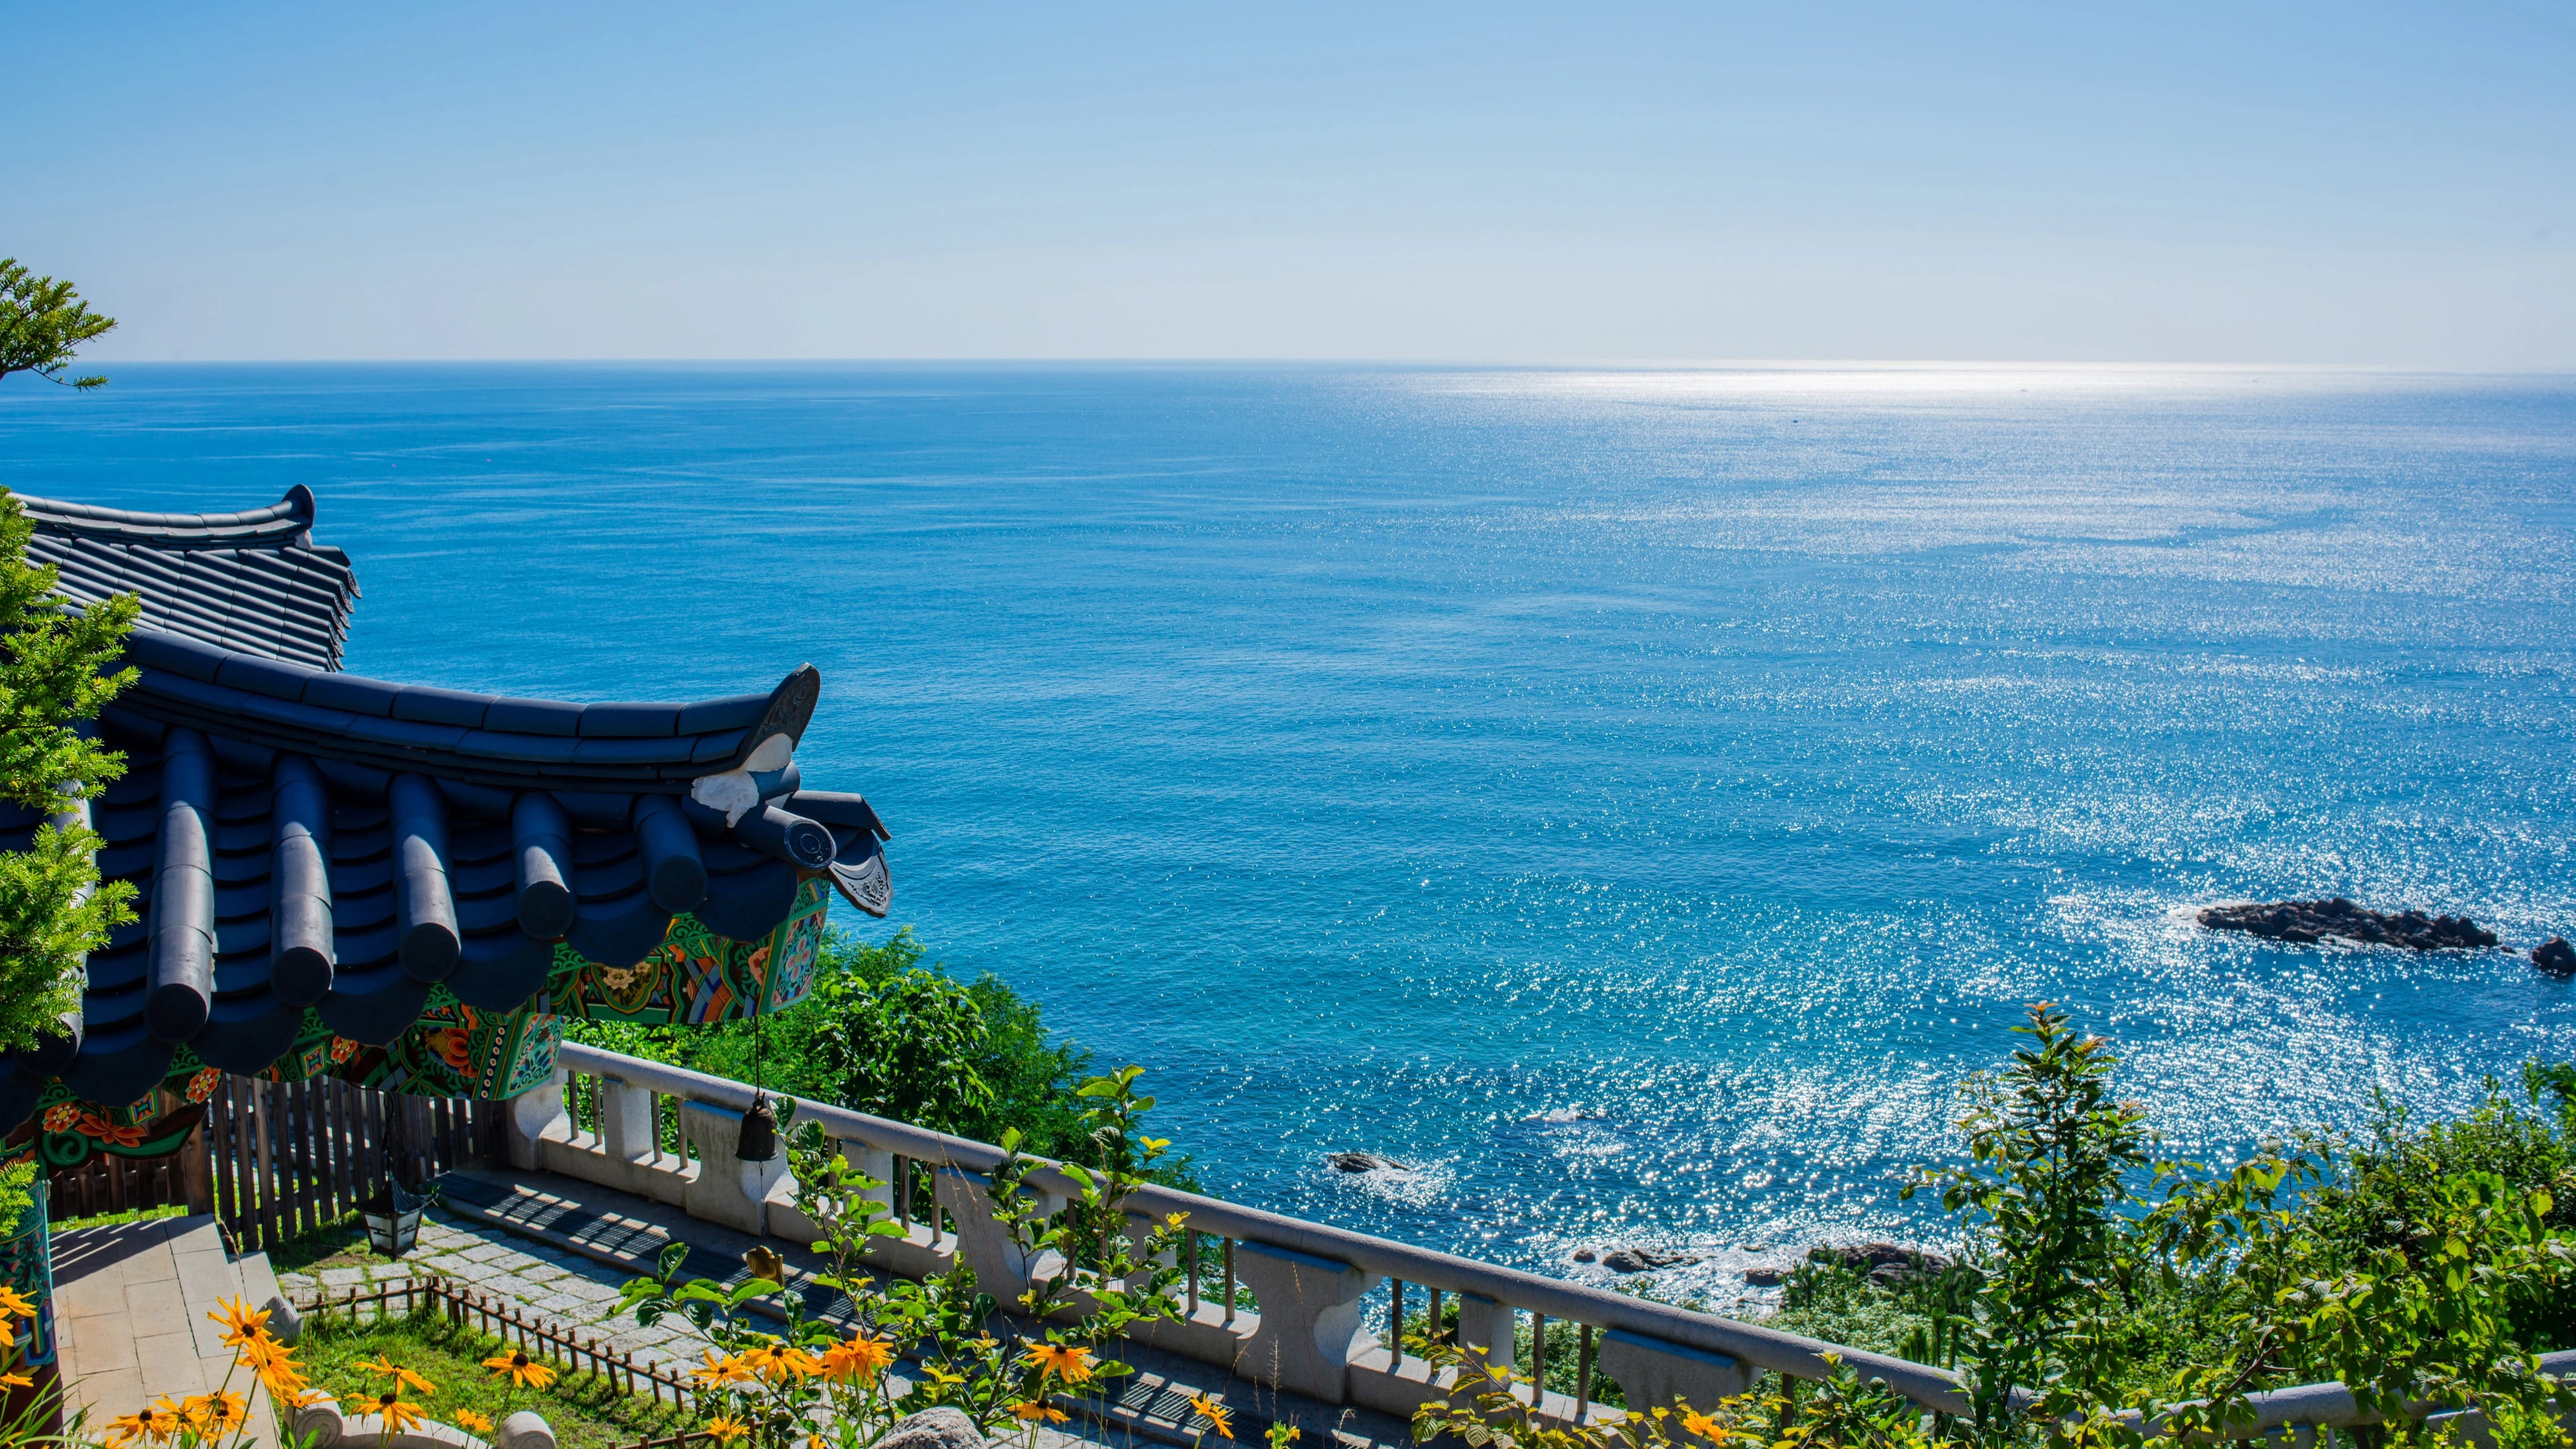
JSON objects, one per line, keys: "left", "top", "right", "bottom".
{"left": 8, "top": 362, "right": 2575, "bottom": 1304}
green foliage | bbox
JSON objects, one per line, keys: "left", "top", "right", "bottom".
{"left": 0, "top": 260, "right": 115, "bottom": 389}
{"left": 0, "top": 1159, "right": 38, "bottom": 1242}
{"left": 1731, "top": 1002, "right": 2576, "bottom": 1448}
{"left": 563, "top": 928, "right": 1144, "bottom": 1175}
{"left": 2300, "top": 1064, "right": 2576, "bottom": 1348}
{"left": 0, "top": 488, "right": 138, "bottom": 1056}
{"left": 1761, "top": 1258, "right": 1938, "bottom": 1363}
{"left": 1902, "top": 1004, "right": 2149, "bottom": 1437}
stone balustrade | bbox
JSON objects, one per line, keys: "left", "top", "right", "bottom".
{"left": 513, "top": 1042, "right": 2573, "bottom": 1440}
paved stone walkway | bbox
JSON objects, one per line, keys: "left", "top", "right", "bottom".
{"left": 277, "top": 1214, "right": 701, "bottom": 1370}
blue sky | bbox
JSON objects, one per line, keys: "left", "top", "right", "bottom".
{"left": 10, "top": 2, "right": 2572, "bottom": 364}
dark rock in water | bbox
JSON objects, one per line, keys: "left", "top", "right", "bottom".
{"left": 1572, "top": 1248, "right": 1598, "bottom": 1263}
{"left": 2535, "top": 937, "right": 2576, "bottom": 975}
{"left": 1741, "top": 1264, "right": 1788, "bottom": 1287}
{"left": 1328, "top": 1151, "right": 1411, "bottom": 1173}
{"left": 2198, "top": 898, "right": 2497, "bottom": 951}
{"left": 1599, "top": 1246, "right": 1703, "bottom": 1274}
{"left": 1807, "top": 1242, "right": 1953, "bottom": 1283}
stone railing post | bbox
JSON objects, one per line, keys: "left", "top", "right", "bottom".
{"left": 941, "top": 1167, "right": 1067, "bottom": 1305}
{"left": 1230, "top": 1242, "right": 1375, "bottom": 1401}
{"left": 506, "top": 1065, "right": 568, "bottom": 1172}
{"left": 677, "top": 1101, "right": 787, "bottom": 1236}
{"left": 1597, "top": 1330, "right": 1750, "bottom": 1414}
{"left": 1455, "top": 1293, "right": 1517, "bottom": 1371}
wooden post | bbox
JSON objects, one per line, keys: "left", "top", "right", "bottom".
{"left": 213, "top": 1081, "right": 238, "bottom": 1232}
{"left": 249, "top": 1078, "right": 276, "bottom": 1250}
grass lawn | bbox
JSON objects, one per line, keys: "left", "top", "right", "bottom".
{"left": 288, "top": 1299, "right": 705, "bottom": 1449}
{"left": 52, "top": 1203, "right": 189, "bottom": 1232}
{"left": 264, "top": 1211, "right": 403, "bottom": 1276}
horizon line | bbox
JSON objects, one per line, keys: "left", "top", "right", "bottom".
{"left": 34, "top": 358, "right": 2576, "bottom": 376}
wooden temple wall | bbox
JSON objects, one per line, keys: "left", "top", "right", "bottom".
{"left": 46, "top": 1076, "right": 501, "bottom": 1254}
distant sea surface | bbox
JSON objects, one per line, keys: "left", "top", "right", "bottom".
{"left": 9, "top": 363, "right": 2575, "bottom": 1304}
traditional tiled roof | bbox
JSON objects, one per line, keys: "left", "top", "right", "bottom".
{"left": 21, "top": 486, "right": 360, "bottom": 670}
{"left": 0, "top": 488, "right": 893, "bottom": 1128}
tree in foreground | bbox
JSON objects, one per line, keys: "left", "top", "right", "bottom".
{"left": 0, "top": 494, "right": 138, "bottom": 1059}
{"left": 0, "top": 260, "right": 116, "bottom": 390}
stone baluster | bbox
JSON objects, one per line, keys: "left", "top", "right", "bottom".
{"left": 596, "top": 1079, "right": 658, "bottom": 1176}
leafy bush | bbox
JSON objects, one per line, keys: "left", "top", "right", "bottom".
{"left": 562, "top": 928, "right": 1152, "bottom": 1175}
{"left": 1427, "top": 1004, "right": 2576, "bottom": 1449}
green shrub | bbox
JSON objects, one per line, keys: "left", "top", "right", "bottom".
{"left": 561, "top": 928, "right": 1171, "bottom": 1179}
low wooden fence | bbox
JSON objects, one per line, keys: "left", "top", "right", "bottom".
{"left": 297, "top": 1275, "right": 698, "bottom": 1408}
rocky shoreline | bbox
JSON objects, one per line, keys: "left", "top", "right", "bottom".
{"left": 1571, "top": 1238, "right": 1955, "bottom": 1287}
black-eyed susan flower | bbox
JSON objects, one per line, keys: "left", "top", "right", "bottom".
{"left": 484, "top": 1348, "right": 558, "bottom": 1389}
{"left": 1026, "top": 1341, "right": 1095, "bottom": 1385}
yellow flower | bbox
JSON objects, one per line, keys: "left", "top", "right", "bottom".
{"left": 691, "top": 1349, "right": 755, "bottom": 1387}
{"left": 234, "top": 1332, "right": 292, "bottom": 1374}
{"left": 821, "top": 1333, "right": 894, "bottom": 1383}
{"left": 706, "top": 1415, "right": 751, "bottom": 1444}
{"left": 105, "top": 1405, "right": 175, "bottom": 1447}
{"left": 181, "top": 1391, "right": 248, "bottom": 1435}
{"left": 1189, "top": 1392, "right": 1234, "bottom": 1440}
{"left": 455, "top": 1409, "right": 495, "bottom": 1434}
{"left": 484, "top": 1348, "right": 558, "bottom": 1389}
{"left": 360, "top": 1353, "right": 438, "bottom": 1395}
{"left": 1682, "top": 1409, "right": 1725, "bottom": 1441}
{"left": 742, "top": 1338, "right": 825, "bottom": 1382}
{"left": 1026, "top": 1341, "right": 1095, "bottom": 1385}
{"left": 376, "top": 1391, "right": 428, "bottom": 1436}
{"left": 208, "top": 1295, "right": 270, "bottom": 1349}
{"left": 1012, "top": 1401, "right": 1070, "bottom": 1425}
{"left": 0, "top": 1372, "right": 29, "bottom": 1390}
{"left": 0, "top": 1286, "right": 36, "bottom": 1320}
{"left": 258, "top": 1354, "right": 315, "bottom": 1407}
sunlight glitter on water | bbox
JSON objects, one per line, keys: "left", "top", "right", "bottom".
{"left": 4, "top": 362, "right": 2571, "bottom": 1284}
